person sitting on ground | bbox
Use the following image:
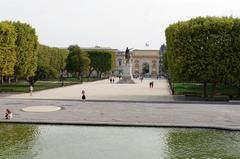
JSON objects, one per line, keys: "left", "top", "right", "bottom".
{"left": 5, "top": 109, "right": 13, "bottom": 119}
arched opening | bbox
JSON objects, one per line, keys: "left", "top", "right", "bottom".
{"left": 142, "top": 62, "right": 149, "bottom": 76}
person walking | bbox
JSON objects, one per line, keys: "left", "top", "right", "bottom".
{"left": 29, "top": 85, "right": 33, "bottom": 96}
{"left": 82, "top": 90, "right": 86, "bottom": 102}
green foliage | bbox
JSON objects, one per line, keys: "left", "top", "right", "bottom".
{"left": 165, "top": 16, "right": 240, "bottom": 86}
{"left": 11, "top": 21, "right": 38, "bottom": 79}
{"left": 36, "top": 44, "right": 68, "bottom": 80}
{"left": 86, "top": 50, "right": 116, "bottom": 77}
{"left": 173, "top": 83, "right": 239, "bottom": 96}
{"left": 65, "top": 45, "right": 90, "bottom": 77}
{"left": 38, "top": 65, "right": 58, "bottom": 79}
{"left": 51, "top": 47, "right": 68, "bottom": 71}
{"left": 163, "top": 52, "right": 168, "bottom": 73}
{"left": 26, "top": 44, "right": 68, "bottom": 85}
{"left": 0, "top": 22, "right": 17, "bottom": 76}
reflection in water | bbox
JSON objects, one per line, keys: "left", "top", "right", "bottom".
{"left": 1, "top": 124, "right": 240, "bottom": 159}
{"left": 166, "top": 129, "right": 240, "bottom": 158}
{"left": 0, "top": 124, "right": 39, "bottom": 159}
{"left": 31, "top": 125, "right": 167, "bottom": 159}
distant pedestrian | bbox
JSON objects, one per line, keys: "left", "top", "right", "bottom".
{"left": 149, "top": 81, "right": 154, "bottom": 88}
{"left": 112, "top": 78, "right": 115, "bottom": 83}
{"left": 82, "top": 90, "right": 86, "bottom": 102}
{"left": 110, "top": 78, "right": 112, "bottom": 83}
{"left": 5, "top": 109, "right": 13, "bottom": 119}
{"left": 29, "top": 85, "right": 33, "bottom": 96}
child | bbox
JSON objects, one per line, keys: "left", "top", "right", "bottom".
{"left": 82, "top": 90, "right": 86, "bottom": 102}
{"left": 5, "top": 109, "right": 13, "bottom": 119}
{"left": 29, "top": 85, "right": 33, "bottom": 96}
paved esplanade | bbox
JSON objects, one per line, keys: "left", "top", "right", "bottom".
{"left": 1, "top": 78, "right": 240, "bottom": 130}
{"left": 7, "top": 78, "right": 173, "bottom": 101}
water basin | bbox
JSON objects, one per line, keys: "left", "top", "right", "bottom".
{"left": 0, "top": 124, "right": 240, "bottom": 159}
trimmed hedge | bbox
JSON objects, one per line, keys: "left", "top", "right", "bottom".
{"left": 165, "top": 17, "right": 240, "bottom": 96}
{"left": 166, "top": 17, "right": 240, "bottom": 83}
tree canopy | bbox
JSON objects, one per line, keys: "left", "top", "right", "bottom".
{"left": 165, "top": 17, "right": 240, "bottom": 84}
{"left": 31, "top": 44, "right": 68, "bottom": 82}
{"left": 0, "top": 22, "right": 17, "bottom": 78}
{"left": 86, "top": 49, "right": 116, "bottom": 78}
{"left": 12, "top": 21, "right": 38, "bottom": 79}
{"left": 65, "top": 45, "right": 90, "bottom": 78}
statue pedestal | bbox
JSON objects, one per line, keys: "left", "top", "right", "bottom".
{"left": 117, "top": 61, "right": 135, "bottom": 84}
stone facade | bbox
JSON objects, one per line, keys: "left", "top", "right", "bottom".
{"left": 83, "top": 47, "right": 160, "bottom": 78}
{"left": 131, "top": 49, "right": 159, "bottom": 78}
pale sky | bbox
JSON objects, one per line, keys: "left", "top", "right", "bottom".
{"left": 0, "top": 0, "right": 239, "bottom": 50}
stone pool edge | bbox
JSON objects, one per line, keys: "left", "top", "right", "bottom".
{"left": 0, "top": 120, "right": 239, "bottom": 131}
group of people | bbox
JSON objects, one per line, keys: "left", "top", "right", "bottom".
{"left": 109, "top": 77, "right": 115, "bottom": 83}
{"left": 149, "top": 81, "right": 154, "bottom": 88}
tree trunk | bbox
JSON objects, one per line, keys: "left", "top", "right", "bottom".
{"left": 224, "top": 80, "right": 227, "bottom": 87}
{"left": 77, "top": 72, "right": 80, "bottom": 80}
{"left": 0, "top": 76, "right": 3, "bottom": 84}
{"left": 96, "top": 71, "right": 100, "bottom": 79}
{"left": 238, "top": 80, "right": 240, "bottom": 97}
{"left": 203, "top": 81, "right": 208, "bottom": 99}
{"left": 172, "top": 82, "right": 175, "bottom": 95}
{"left": 8, "top": 77, "right": 11, "bottom": 84}
{"left": 14, "top": 76, "right": 18, "bottom": 83}
{"left": 87, "top": 68, "right": 94, "bottom": 79}
{"left": 211, "top": 82, "right": 216, "bottom": 97}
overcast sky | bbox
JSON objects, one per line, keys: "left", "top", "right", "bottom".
{"left": 0, "top": 0, "right": 239, "bottom": 50}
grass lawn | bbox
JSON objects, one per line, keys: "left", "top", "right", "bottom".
{"left": 0, "top": 77, "right": 100, "bottom": 93}
{"left": 173, "top": 83, "right": 240, "bottom": 96}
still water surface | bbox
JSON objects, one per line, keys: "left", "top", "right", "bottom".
{"left": 1, "top": 124, "right": 240, "bottom": 159}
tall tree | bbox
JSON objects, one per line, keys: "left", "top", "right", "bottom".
{"left": 50, "top": 47, "right": 68, "bottom": 73}
{"left": 27, "top": 44, "right": 68, "bottom": 86}
{"left": 11, "top": 21, "right": 38, "bottom": 82}
{"left": 66, "top": 45, "right": 90, "bottom": 79}
{"left": 0, "top": 22, "right": 17, "bottom": 84}
{"left": 86, "top": 50, "right": 116, "bottom": 78}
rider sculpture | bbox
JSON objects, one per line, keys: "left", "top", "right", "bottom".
{"left": 125, "top": 47, "right": 131, "bottom": 65}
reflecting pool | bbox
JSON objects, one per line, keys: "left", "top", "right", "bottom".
{"left": 1, "top": 124, "right": 240, "bottom": 159}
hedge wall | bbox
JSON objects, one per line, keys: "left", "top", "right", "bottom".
{"left": 165, "top": 17, "right": 240, "bottom": 96}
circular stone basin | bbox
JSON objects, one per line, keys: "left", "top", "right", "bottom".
{"left": 22, "top": 106, "right": 61, "bottom": 112}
